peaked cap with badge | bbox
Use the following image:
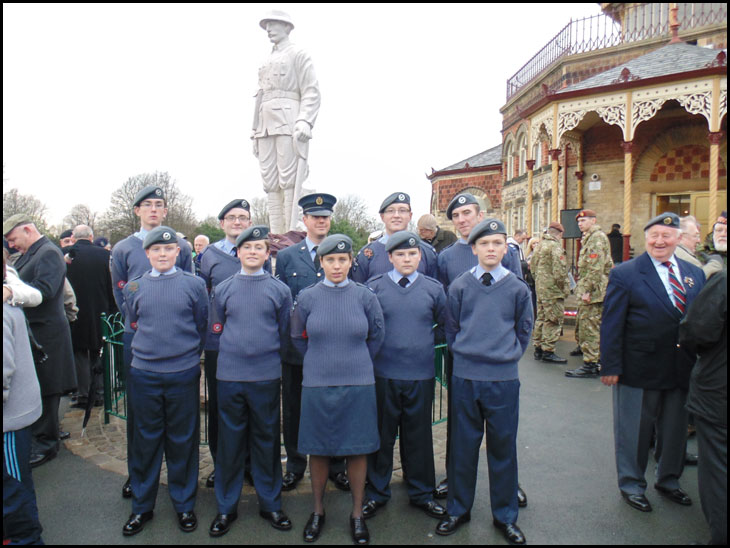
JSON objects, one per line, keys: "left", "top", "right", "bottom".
{"left": 298, "top": 193, "right": 337, "bottom": 216}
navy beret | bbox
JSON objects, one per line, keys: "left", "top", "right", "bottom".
{"left": 446, "top": 193, "right": 480, "bottom": 220}
{"left": 467, "top": 218, "right": 507, "bottom": 245}
{"left": 298, "top": 193, "right": 337, "bottom": 216}
{"left": 385, "top": 231, "right": 421, "bottom": 253}
{"left": 143, "top": 226, "right": 178, "bottom": 249}
{"left": 317, "top": 234, "right": 353, "bottom": 256}
{"left": 235, "top": 225, "right": 269, "bottom": 247}
{"left": 644, "top": 212, "right": 680, "bottom": 231}
{"left": 133, "top": 185, "right": 165, "bottom": 207}
{"left": 379, "top": 192, "right": 411, "bottom": 214}
{"left": 59, "top": 229, "right": 74, "bottom": 240}
{"left": 218, "top": 199, "right": 250, "bottom": 220}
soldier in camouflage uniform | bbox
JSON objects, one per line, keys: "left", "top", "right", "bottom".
{"left": 566, "top": 209, "right": 613, "bottom": 378}
{"left": 532, "top": 222, "right": 571, "bottom": 363}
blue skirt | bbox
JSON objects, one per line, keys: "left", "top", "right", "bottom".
{"left": 299, "top": 385, "right": 380, "bottom": 457}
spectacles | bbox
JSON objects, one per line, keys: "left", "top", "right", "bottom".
{"left": 383, "top": 208, "right": 411, "bottom": 216}
{"left": 224, "top": 215, "right": 250, "bottom": 223}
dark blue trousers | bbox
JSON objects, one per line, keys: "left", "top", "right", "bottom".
{"left": 366, "top": 377, "right": 436, "bottom": 505}
{"left": 3, "top": 427, "right": 44, "bottom": 545}
{"left": 128, "top": 366, "right": 200, "bottom": 514}
{"left": 215, "top": 379, "right": 282, "bottom": 514}
{"left": 447, "top": 376, "right": 520, "bottom": 525}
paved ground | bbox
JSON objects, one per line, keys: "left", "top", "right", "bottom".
{"left": 32, "top": 328, "right": 711, "bottom": 544}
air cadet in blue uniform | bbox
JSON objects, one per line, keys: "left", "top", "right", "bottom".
{"left": 111, "top": 185, "right": 194, "bottom": 500}
{"left": 274, "top": 193, "right": 350, "bottom": 492}
{"left": 433, "top": 193, "right": 527, "bottom": 505}
{"left": 352, "top": 192, "right": 437, "bottom": 283}
{"left": 198, "top": 198, "right": 271, "bottom": 488}
{"left": 436, "top": 219, "right": 532, "bottom": 545}
{"left": 121, "top": 227, "right": 208, "bottom": 537}
{"left": 362, "top": 231, "right": 447, "bottom": 522}
{"left": 208, "top": 226, "right": 293, "bottom": 537}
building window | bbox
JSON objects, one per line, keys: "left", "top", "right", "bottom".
{"left": 517, "top": 205, "right": 525, "bottom": 230}
{"left": 505, "top": 142, "right": 514, "bottom": 181}
{"left": 518, "top": 135, "right": 527, "bottom": 176}
{"left": 533, "top": 142, "right": 542, "bottom": 169}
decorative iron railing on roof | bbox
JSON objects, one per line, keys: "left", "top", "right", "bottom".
{"left": 506, "top": 3, "right": 727, "bottom": 101}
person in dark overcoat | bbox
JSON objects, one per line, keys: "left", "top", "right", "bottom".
{"left": 66, "top": 225, "right": 116, "bottom": 407}
{"left": 3, "top": 214, "right": 76, "bottom": 467}
{"left": 600, "top": 212, "right": 705, "bottom": 513}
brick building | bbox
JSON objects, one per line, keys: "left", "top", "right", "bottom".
{"left": 430, "top": 3, "right": 727, "bottom": 257}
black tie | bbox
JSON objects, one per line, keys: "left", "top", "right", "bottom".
{"left": 398, "top": 277, "right": 409, "bottom": 288}
{"left": 481, "top": 272, "right": 493, "bottom": 286}
{"left": 231, "top": 247, "right": 237, "bottom": 257}
{"left": 312, "top": 247, "right": 320, "bottom": 271}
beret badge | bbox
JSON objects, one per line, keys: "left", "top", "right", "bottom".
{"left": 337, "top": 241, "right": 346, "bottom": 250}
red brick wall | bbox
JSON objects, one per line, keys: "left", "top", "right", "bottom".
{"left": 433, "top": 170, "right": 504, "bottom": 213}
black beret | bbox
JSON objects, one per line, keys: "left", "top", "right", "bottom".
{"left": 467, "top": 218, "right": 507, "bottom": 245}
{"left": 446, "top": 193, "right": 480, "bottom": 220}
{"left": 133, "top": 185, "right": 165, "bottom": 207}
{"left": 385, "top": 231, "right": 421, "bottom": 253}
{"left": 317, "top": 234, "right": 353, "bottom": 256}
{"left": 235, "top": 225, "right": 269, "bottom": 247}
{"left": 218, "top": 199, "right": 250, "bottom": 220}
{"left": 644, "top": 212, "right": 680, "bottom": 231}
{"left": 298, "top": 193, "right": 337, "bottom": 216}
{"left": 143, "top": 226, "right": 178, "bottom": 249}
{"left": 379, "top": 192, "right": 411, "bottom": 214}
{"left": 59, "top": 229, "right": 74, "bottom": 240}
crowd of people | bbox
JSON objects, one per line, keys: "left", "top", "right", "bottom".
{"left": 3, "top": 183, "right": 727, "bottom": 545}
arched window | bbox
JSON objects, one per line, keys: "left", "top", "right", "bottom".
{"left": 505, "top": 141, "right": 514, "bottom": 181}
{"left": 532, "top": 142, "right": 542, "bottom": 169}
{"left": 518, "top": 134, "right": 527, "bottom": 176}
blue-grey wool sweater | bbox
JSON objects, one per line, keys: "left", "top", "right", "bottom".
{"left": 438, "top": 240, "right": 523, "bottom": 292}
{"left": 212, "top": 273, "right": 292, "bottom": 382}
{"left": 123, "top": 270, "right": 208, "bottom": 373}
{"left": 367, "top": 274, "right": 446, "bottom": 380}
{"left": 291, "top": 282, "right": 385, "bottom": 387}
{"left": 446, "top": 270, "right": 533, "bottom": 381}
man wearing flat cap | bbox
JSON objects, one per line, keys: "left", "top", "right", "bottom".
{"left": 253, "top": 10, "right": 320, "bottom": 234}
{"left": 531, "top": 222, "right": 571, "bottom": 363}
{"left": 352, "top": 192, "right": 437, "bottom": 283}
{"left": 110, "top": 184, "right": 193, "bottom": 498}
{"left": 565, "top": 209, "right": 612, "bottom": 379}
{"left": 4, "top": 215, "right": 76, "bottom": 467}
{"left": 600, "top": 212, "right": 705, "bottom": 514}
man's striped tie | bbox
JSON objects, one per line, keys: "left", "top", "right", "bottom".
{"left": 663, "top": 261, "right": 686, "bottom": 314}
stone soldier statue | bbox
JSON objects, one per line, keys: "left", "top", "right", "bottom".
{"left": 532, "top": 222, "right": 571, "bottom": 364}
{"left": 566, "top": 209, "right": 613, "bottom": 378}
{"left": 252, "top": 10, "right": 321, "bottom": 234}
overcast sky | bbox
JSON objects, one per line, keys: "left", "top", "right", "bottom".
{"left": 3, "top": 3, "right": 603, "bottom": 229}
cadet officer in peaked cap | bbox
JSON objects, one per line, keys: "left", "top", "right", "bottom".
{"left": 274, "top": 193, "right": 350, "bottom": 492}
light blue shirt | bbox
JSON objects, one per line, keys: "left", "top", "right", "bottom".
{"left": 378, "top": 233, "right": 391, "bottom": 245}
{"left": 150, "top": 266, "right": 177, "bottom": 277}
{"left": 388, "top": 268, "right": 419, "bottom": 287}
{"left": 133, "top": 228, "right": 150, "bottom": 241}
{"left": 471, "top": 263, "right": 509, "bottom": 284}
{"left": 214, "top": 238, "right": 236, "bottom": 256}
{"left": 305, "top": 237, "right": 319, "bottom": 262}
{"left": 323, "top": 278, "right": 350, "bottom": 288}
{"left": 650, "top": 254, "right": 684, "bottom": 301}
{"left": 240, "top": 268, "right": 265, "bottom": 276}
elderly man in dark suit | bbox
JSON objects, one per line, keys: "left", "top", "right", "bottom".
{"left": 66, "top": 224, "right": 116, "bottom": 408}
{"left": 3, "top": 214, "right": 77, "bottom": 467}
{"left": 600, "top": 212, "right": 705, "bottom": 513}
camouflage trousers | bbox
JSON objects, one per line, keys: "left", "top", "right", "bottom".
{"left": 533, "top": 298, "right": 565, "bottom": 352}
{"left": 577, "top": 302, "right": 603, "bottom": 363}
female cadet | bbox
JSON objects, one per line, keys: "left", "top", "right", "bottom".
{"left": 291, "top": 234, "right": 385, "bottom": 545}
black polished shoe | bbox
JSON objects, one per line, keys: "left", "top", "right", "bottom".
{"left": 533, "top": 347, "right": 544, "bottom": 360}
{"left": 303, "top": 512, "right": 325, "bottom": 543}
{"left": 517, "top": 484, "right": 527, "bottom": 508}
{"left": 259, "top": 510, "right": 293, "bottom": 531}
{"left": 122, "top": 477, "right": 133, "bottom": 499}
{"left": 29, "top": 451, "right": 57, "bottom": 468}
{"left": 493, "top": 520, "right": 526, "bottom": 545}
{"left": 122, "top": 511, "right": 154, "bottom": 536}
{"left": 541, "top": 351, "right": 568, "bottom": 364}
{"left": 410, "top": 499, "right": 446, "bottom": 519}
{"left": 209, "top": 512, "right": 237, "bottom": 537}
{"left": 684, "top": 453, "right": 698, "bottom": 466}
{"left": 205, "top": 470, "right": 215, "bottom": 488}
{"left": 59, "top": 430, "right": 71, "bottom": 440}
{"left": 654, "top": 485, "right": 692, "bottom": 506}
{"left": 565, "top": 363, "right": 600, "bottom": 378}
{"left": 362, "top": 499, "right": 385, "bottom": 519}
{"left": 330, "top": 471, "right": 350, "bottom": 491}
{"left": 435, "top": 512, "right": 471, "bottom": 536}
{"left": 282, "top": 471, "right": 304, "bottom": 491}
{"left": 350, "top": 516, "right": 370, "bottom": 545}
{"left": 433, "top": 477, "right": 448, "bottom": 499}
{"left": 569, "top": 346, "right": 583, "bottom": 356}
{"left": 621, "top": 492, "right": 652, "bottom": 512}
{"left": 177, "top": 511, "right": 197, "bottom": 533}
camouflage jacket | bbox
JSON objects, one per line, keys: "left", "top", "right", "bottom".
{"left": 531, "top": 234, "right": 570, "bottom": 300}
{"left": 576, "top": 224, "right": 612, "bottom": 303}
